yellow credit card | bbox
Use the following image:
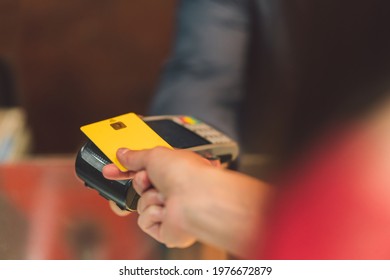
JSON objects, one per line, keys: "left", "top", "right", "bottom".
{"left": 80, "top": 112, "right": 172, "bottom": 171}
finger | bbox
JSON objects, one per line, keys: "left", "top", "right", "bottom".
{"left": 102, "top": 164, "right": 136, "bottom": 180}
{"left": 209, "top": 159, "right": 221, "bottom": 168}
{"left": 116, "top": 147, "right": 171, "bottom": 172}
{"left": 132, "top": 170, "right": 152, "bottom": 195}
{"left": 137, "top": 205, "right": 164, "bottom": 243}
{"left": 108, "top": 200, "right": 131, "bottom": 217}
{"left": 137, "top": 188, "right": 165, "bottom": 214}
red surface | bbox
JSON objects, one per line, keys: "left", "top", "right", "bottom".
{"left": 259, "top": 125, "right": 390, "bottom": 259}
{"left": 0, "top": 157, "right": 160, "bottom": 259}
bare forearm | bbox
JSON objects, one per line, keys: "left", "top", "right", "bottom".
{"left": 181, "top": 168, "right": 272, "bottom": 257}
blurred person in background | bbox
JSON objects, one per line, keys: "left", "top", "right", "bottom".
{"left": 104, "top": 0, "right": 390, "bottom": 258}
{"left": 148, "top": 0, "right": 249, "bottom": 142}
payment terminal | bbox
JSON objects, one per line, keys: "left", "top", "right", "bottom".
{"left": 75, "top": 115, "right": 239, "bottom": 211}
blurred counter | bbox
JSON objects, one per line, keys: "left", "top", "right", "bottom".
{"left": 0, "top": 156, "right": 161, "bottom": 260}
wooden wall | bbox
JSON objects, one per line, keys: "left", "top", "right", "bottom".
{"left": 0, "top": 0, "right": 176, "bottom": 153}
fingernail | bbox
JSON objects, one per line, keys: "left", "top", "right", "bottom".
{"left": 157, "top": 193, "right": 166, "bottom": 203}
{"left": 117, "top": 148, "right": 129, "bottom": 157}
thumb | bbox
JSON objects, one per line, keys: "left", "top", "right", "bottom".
{"left": 116, "top": 148, "right": 148, "bottom": 171}
{"left": 116, "top": 147, "right": 171, "bottom": 172}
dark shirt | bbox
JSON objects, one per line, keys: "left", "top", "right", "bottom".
{"left": 149, "top": 0, "right": 390, "bottom": 177}
{"left": 149, "top": 0, "right": 250, "bottom": 141}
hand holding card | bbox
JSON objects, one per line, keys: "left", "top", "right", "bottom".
{"left": 80, "top": 113, "right": 172, "bottom": 171}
